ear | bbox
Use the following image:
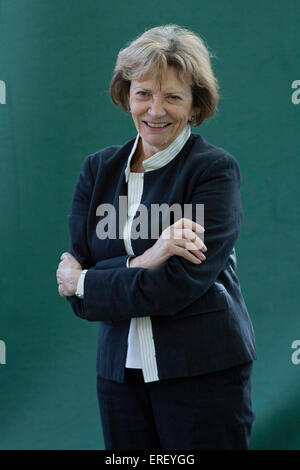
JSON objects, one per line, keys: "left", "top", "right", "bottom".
{"left": 189, "top": 106, "right": 200, "bottom": 124}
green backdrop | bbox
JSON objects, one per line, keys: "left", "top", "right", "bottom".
{"left": 1, "top": 0, "right": 299, "bottom": 450}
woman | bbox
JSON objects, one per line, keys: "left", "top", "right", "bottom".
{"left": 56, "top": 25, "right": 257, "bottom": 450}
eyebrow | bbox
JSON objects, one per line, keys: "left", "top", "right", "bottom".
{"left": 134, "top": 87, "right": 184, "bottom": 95}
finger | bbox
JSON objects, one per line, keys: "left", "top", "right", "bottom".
{"left": 60, "top": 252, "right": 70, "bottom": 260}
{"left": 58, "top": 285, "right": 64, "bottom": 297}
{"left": 169, "top": 237, "right": 206, "bottom": 261}
{"left": 185, "top": 241, "right": 206, "bottom": 258}
{"left": 182, "top": 228, "right": 207, "bottom": 252}
{"left": 165, "top": 228, "right": 207, "bottom": 257}
{"left": 171, "top": 244, "right": 203, "bottom": 264}
{"left": 56, "top": 268, "right": 63, "bottom": 279}
{"left": 173, "top": 217, "right": 205, "bottom": 234}
{"left": 173, "top": 228, "right": 207, "bottom": 252}
{"left": 59, "top": 260, "right": 72, "bottom": 270}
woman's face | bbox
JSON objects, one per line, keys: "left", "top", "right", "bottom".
{"left": 129, "top": 66, "right": 197, "bottom": 158}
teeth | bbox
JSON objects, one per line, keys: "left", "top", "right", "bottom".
{"left": 146, "top": 122, "right": 169, "bottom": 128}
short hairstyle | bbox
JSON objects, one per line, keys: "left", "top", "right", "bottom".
{"left": 110, "top": 25, "right": 219, "bottom": 127}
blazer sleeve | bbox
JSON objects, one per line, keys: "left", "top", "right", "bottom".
{"left": 65, "top": 154, "right": 96, "bottom": 317}
{"left": 67, "top": 155, "right": 95, "bottom": 267}
{"left": 65, "top": 152, "right": 130, "bottom": 317}
{"left": 78, "top": 154, "right": 243, "bottom": 322}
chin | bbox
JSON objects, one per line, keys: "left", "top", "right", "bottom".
{"left": 142, "top": 131, "right": 173, "bottom": 143}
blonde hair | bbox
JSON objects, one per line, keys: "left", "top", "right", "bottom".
{"left": 110, "top": 25, "right": 219, "bottom": 127}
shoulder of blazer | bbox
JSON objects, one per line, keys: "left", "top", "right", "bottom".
{"left": 177, "top": 134, "right": 242, "bottom": 188}
{"left": 85, "top": 137, "right": 137, "bottom": 179}
{"left": 190, "top": 133, "right": 241, "bottom": 170}
{"left": 86, "top": 144, "right": 121, "bottom": 177}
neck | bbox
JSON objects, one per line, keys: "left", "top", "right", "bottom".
{"left": 137, "top": 138, "right": 167, "bottom": 161}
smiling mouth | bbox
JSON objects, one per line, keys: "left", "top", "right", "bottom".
{"left": 143, "top": 121, "right": 171, "bottom": 129}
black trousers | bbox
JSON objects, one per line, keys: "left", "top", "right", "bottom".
{"left": 97, "top": 362, "right": 255, "bottom": 450}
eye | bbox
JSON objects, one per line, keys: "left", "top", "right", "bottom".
{"left": 136, "top": 91, "right": 150, "bottom": 97}
{"left": 168, "top": 95, "right": 181, "bottom": 101}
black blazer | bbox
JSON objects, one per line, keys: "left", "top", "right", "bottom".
{"left": 66, "top": 133, "right": 257, "bottom": 382}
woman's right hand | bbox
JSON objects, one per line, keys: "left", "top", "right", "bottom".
{"left": 129, "top": 217, "right": 207, "bottom": 270}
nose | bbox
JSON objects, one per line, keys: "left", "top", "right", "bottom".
{"left": 148, "top": 96, "right": 166, "bottom": 118}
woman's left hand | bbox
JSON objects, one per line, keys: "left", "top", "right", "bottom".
{"left": 56, "top": 252, "right": 82, "bottom": 297}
